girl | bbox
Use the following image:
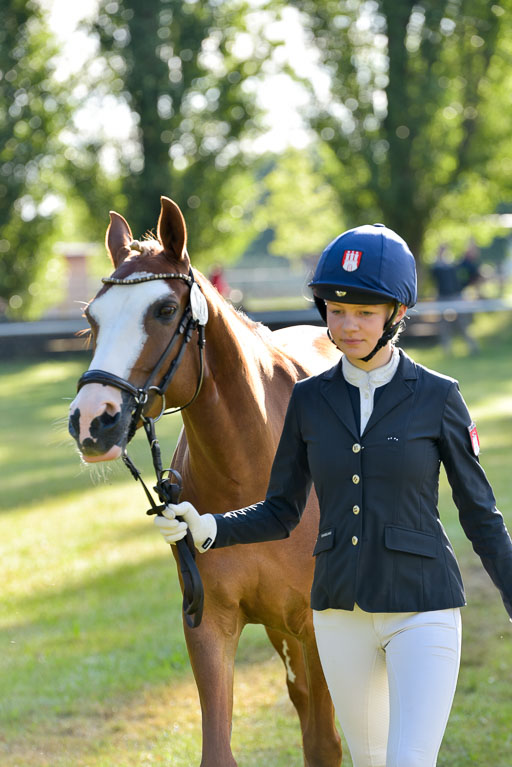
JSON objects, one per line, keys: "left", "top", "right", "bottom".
{"left": 155, "top": 223, "right": 512, "bottom": 767}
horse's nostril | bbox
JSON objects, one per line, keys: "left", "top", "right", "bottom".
{"left": 68, "top": 409, "right": 80, "bottom": 441}
{"left": 90, "top": 410, "right": 121, "bottom": 438}
{"left": 100, "top": 410, "right": 120, "bottom": 427}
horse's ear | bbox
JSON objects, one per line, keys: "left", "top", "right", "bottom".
{"left": 158, "top": 196, "right": 188, "bottom": 260}
{"left": 106, "top": 211, "right": 133, "bottom": 266}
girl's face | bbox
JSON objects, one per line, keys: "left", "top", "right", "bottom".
{"left": 325, "top": 301, "right": 406, "bottom": 369}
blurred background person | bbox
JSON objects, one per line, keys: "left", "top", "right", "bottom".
{"left": 457, "top": 238, "right": 483, "bottom": 296}
{"left": 208, "top": 264, "right": 231, "bottom": 298}
{"left": 431, "top": 244, "right": 479, "bottom": 355}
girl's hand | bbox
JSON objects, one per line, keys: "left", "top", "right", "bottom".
{"left": 154, "top": 502, "right": 217, "bottom": 552}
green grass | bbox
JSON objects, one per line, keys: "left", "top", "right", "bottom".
{"left": 1, "top": 312, "right": 512, "bottom": 766}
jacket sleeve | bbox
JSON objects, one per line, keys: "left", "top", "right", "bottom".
{"left": 213, "top": 386, "right": 312, "bottom": 548}
{"left": 439, "top": 382, "right": 512, "bottom": 619}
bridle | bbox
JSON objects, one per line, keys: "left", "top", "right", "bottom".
{"left": 76, "top": 267, "right": 208, "bottom": 628}
{"left": 78, "top": 269, "right": 206, "bottom": 440}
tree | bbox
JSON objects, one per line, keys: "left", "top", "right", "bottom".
{"left": 291, "top": 0, "right": 512, "bottom": 277}
{"left": 0, "top": 0, "right": 71, "bottom": 316}
{"left": 254, "top": 148, "right": 344, "bottom": 262}
{"left": 89, "top": 0, "right": 277, "bottom": 266}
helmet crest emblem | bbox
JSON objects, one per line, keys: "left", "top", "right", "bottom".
{"left": 342, "top": 249, "right": 362, "bottom": 272}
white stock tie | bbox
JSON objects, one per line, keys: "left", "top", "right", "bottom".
{"left": 342, "top": 348, "right": 400, "bottom": 434}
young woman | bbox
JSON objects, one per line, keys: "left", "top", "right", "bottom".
{"left": 154, "top": 224, "right": 512, "bottom": 767}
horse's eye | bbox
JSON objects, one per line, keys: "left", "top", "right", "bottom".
{"left": 156, "top": 304, "right": 177, "bottom": 320}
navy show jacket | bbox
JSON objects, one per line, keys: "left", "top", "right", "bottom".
{"left": 213, "top": 350, "right": 512, "bottom": 617}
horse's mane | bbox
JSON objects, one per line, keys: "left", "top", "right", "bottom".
{"left": 194, "top": 269, "right": 272, "bottom": 340}
{"left": 193, "top": 270, "right": 307, "bottom": 380}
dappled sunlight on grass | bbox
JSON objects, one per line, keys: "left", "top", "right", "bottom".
{"left": 3, "top": 656, "right": 313, "bottom": 767}
{"left": 0, "top": 355, "right": 182, "bottom": 511}
{"left": 0, "top": 360, "right": 84, "bottom": 393}
{"left": 469, "top": 393, "right": 512, "bottom": 423}
{"left": 2, "top": 674, "right": 202, "bottom": 767}
{"left": 0, "top": 485, "right": 173, "bottom": 601}
{"left": 1, "top": 317, "right": 512, "bottom": 766}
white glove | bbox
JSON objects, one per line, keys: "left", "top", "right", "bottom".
{"left": 153, "top": 502, "right": 217, "bottom": 552}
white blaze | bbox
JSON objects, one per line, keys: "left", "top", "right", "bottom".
{"left": 88, "top": 277, "right": 173, "bottom": 377}
{"left": 69, "top": 276, "right": 174, "bottom": 449}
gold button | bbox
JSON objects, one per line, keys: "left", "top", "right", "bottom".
{"left": 352, "top": 443, "right": 361, "bottom": 453}
{"left": 352, "top": 536, "right": 358, "bottom": 546}
{"left": 353, "top": 505, "right": 360, "bottom": 515}
{"left": 352, "top": 474, "right": 360, "bottom": 484}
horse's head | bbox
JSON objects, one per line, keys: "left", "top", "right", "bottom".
{"left": 68, "top": 196, "right": 207, "bottom": 462}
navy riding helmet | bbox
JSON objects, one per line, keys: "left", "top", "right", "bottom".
{"left": 309, "top": 223, "right": 417, "bottom": 361}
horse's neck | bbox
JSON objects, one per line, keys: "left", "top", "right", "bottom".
{"left": 180, "top": 302, "right": 298, "bottom": 508}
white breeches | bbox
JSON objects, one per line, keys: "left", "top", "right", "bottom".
{"left": 313, "top": 605, "right": 462, "bottom": 767}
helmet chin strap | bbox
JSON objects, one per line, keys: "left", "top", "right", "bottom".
{"left": 359, "top": 302, "right": 401, "bottom": 363}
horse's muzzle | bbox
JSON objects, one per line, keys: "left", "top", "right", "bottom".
{"left": 68, "top": 403, "right": 132, "bottom": 461}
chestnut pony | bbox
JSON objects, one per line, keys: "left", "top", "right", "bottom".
{"left": 68, "top": 197, "right": 342, "bottom": 767}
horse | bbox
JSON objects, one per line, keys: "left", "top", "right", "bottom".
{"left": 68, "top": 196, "right": 342, "bottom": 767}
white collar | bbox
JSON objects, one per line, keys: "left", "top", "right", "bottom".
{"left": 342, "top": 346, "right": 400, "bottom": 390}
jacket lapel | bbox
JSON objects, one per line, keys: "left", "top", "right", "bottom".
{"left": 319, "top": 360, "right": 360, "bottom": 441}
{"left": 362, "top": 351, "right": 417, "bottom": 436}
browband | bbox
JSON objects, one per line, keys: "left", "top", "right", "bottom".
{"left": 102, "top": 273, "right": 193, "bottom": 286}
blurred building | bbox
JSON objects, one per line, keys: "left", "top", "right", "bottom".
{"left": 47, "top": 243, "right": 98, "bottom": 318}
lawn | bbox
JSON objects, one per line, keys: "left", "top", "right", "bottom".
{"left": 1, "top": 312, "right": 511, "bottom": 766}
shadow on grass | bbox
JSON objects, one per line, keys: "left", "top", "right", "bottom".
{"left": 2, "top": 315, "right": 511, "bottom": 511}
{"left": 1, "top": 316, "right": 512, "bottom": 766}
{"left": 2, "top": 546, "right": 300, "bottom": 767}
{"left": 2, "top": 654, "right": 309, "bottom": 767}
{"left": 3, "top": 547, "right": 281, "bottom": 726}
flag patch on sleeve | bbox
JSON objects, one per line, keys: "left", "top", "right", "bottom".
{"left": 468, "top": 422, "right": 480, "bottom": 456}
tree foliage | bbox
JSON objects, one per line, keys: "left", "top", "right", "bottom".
{"left": 89, "top": 0, "right": 277, "bottom": 264}
{"left": 0, "top": 0, "right": 70, "bottom": 315}
{"left": 292, "top": 0, "right": 512, "bottom": 273}
{"left": 254, "top": 148, "right": 343, "bottom": 262}
{"left": 4, "top": 0, "right": 512, "bottom": 317}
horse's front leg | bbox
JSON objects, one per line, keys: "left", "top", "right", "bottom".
{"left": 265, "top": 627, "right": 311, "bottom": 739}
{"left": 266, "top": 627, "right": 342, "bottom": 767}
{"left": 184, "top": 612, "right": 242, "bottom": 767}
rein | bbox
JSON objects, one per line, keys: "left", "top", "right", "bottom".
{"left": 122, "top": 421, "right": 204, "bottom": 629}
{"left": 77, "top": 268, "right": 208, "bottom": 628}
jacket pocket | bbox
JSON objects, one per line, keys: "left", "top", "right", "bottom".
{"left": 313, "top": 528, "right": 335, "bottom": 556}
{"left": 384, "top": 525, "right": 438, "bottom": 558}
